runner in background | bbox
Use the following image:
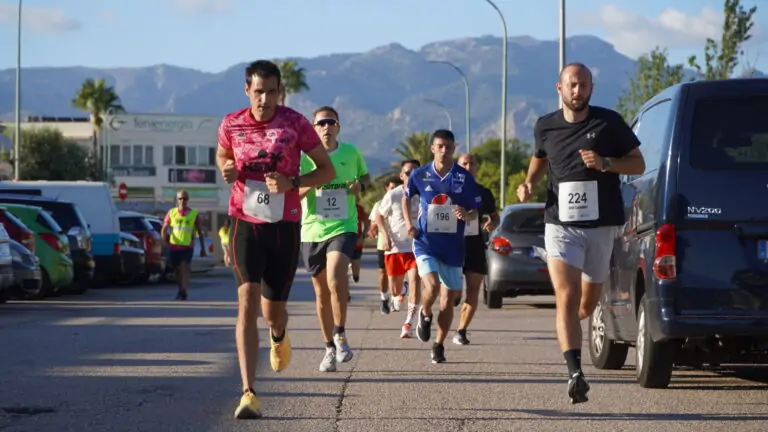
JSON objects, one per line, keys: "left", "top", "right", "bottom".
{"left": 369, "top": 177, "right": 401, "bottom": 314}
{"left": 349, "top": 196, "right": 368, "bottom": 284}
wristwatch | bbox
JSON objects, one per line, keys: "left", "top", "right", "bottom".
{"left": 291, "top": 176, "right": 300, "bottom": 190}
{"left": 601, "top": 157, "right": 613, "bottom": 172}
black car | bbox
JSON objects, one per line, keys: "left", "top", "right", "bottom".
{"left": 0, "top": 194, "right": 95, "bottom": 294}
{"left": 588, "top": 78, "right": 768, "bottom": 389}
{"left": 8, "top": 240, "right": 43, "bottom": 300}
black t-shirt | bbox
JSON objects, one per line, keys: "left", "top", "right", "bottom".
{"left": 534, "top": 106, "right": 640, "bottom": 228}
{"left": 465, "top": 184, "right": 497, "bottom": 250}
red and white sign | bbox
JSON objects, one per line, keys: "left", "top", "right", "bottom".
{"left": 118, "top": 183, "right": 128, "bottom": 201}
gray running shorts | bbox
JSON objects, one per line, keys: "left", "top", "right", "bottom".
{"left": 542, "top": 223, "right": 618, "bottom": 284}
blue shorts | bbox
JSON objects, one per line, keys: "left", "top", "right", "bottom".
{"left": 415, "top": 255, "right": 463, "bottom": 291}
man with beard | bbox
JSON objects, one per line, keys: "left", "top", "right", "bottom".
{"left": 517, "top": 63, "right": 645, "bottom": 404}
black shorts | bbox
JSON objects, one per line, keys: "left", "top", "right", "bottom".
{"left": 463, "top": 243, "right": 488, "bottom": 275}
{"left": 377, "top": 249, "right": 386, "bottom": 270}
{"left": 352, "top": 248, "right": 363, "bottom": 260}
{"left": 231, "top": 218, "right": 300, "bottom": 301}
{"left": 169, "top": 248, "right": 194, "bottom": 267}
{"left": 301, "top": 232, "right": 357, "bottom": 277}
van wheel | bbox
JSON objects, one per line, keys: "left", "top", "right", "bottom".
{"left": 588, "top": 300, "right": 629, "bottom": 369}
{"left": 636, "top": 296, "right": 674, "bottom": 388}
{"left": 483, "top": 277, "right": 503, "bottom": 309}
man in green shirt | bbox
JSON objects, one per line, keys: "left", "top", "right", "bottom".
{"left": 299, "top": 106, "right": 371, "bottom": 373}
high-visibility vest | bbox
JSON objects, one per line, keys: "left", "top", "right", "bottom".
{"left": 218, "top": 226, "right": 230, "bottom": 246}
{"left": 168, "top": 208, "right": 198, "bottom": 246}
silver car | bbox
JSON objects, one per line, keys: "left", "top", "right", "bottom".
{"left": 484, "top": 203, "right": 551, "bottom": 308}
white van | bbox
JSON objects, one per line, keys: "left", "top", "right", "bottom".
{"left": 0, "top": 181, "right": 121, "bottom": 283}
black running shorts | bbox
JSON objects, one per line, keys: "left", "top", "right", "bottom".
{"left": 463, "top": 239, "right": 488, "bottom": 276}
{"left": 301, "top": 232, "right": 357, "bottom": 277}
{"left": 230, "top": 218, "right": 300, "bottom": 301}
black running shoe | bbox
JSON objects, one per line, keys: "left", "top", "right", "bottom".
{"left": 176, "top": 290, "right": 188, "bottom": 301}
{"left": 380, "top": 299, "right": 390, "bottom": 315}
{"left": 431, "top": 343, "right": 446, "bottom": 364}
{"left": 567, "top": 371, "right": 590, "bottom": 404}
{"left": 416, "top": 307, "right": 432, "bottom": 342}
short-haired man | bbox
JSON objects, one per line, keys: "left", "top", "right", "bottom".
{"left": 217, "top": 60, "right": 336, "bottom": 419}
{"left": 402, "top": 130, "right": 481, "bottom": 364}
{"left": 453, "top": 154, "right": 499, "bottom": 345}
{"left": 376, "top": 159, "right": 422, "bottom": 338}
{"left": 517, "top": 62, "right": 645, "bottom": 404}
{"left": 161, "top": 188, "right": 206, "bottom": 301}
{"left": 299, "top": 106, "right": 371, "bottom": 373}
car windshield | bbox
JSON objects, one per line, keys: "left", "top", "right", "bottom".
{"left": 501, "top": 208, "right": 545, "bottom": 233}
{"left": 690, "top": 95, "right": 768, "bottom": 170}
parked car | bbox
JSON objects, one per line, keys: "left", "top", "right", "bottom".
{"left": 0, "top": 204, "right": 74, "bottom": 296}
{"left": 0, "top": 207, "right": 36, "bottom": 254}
{"left": 9, "top": 240, "right": 43, "bottom": 300}
{"left": 0, "top": 194, "right": 94, "bottom": 293}
{"left": 588, "top": 78, "right": 768, "bottom": 389}
{"left": 0, "top": 224, "right": 14, "bottom": 303}
{"left": 484, "top": 203, "right": 551, "bottom": 309}
{"left": 118, "top": 232, "right": 146, "bottom": 284}
{"left": 118, "top": 211, "right": 165, "bottom": 282}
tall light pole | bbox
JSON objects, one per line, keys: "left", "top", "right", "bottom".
{"left": 483, "top": 0, "right": 508, "bottom": 207}
{"left": 423, "top": 98, "right": 453, "bottom": 131}
{"left": 14, "top": 0, "right": 22, "bottom": 180}
{"left": 558, "top": 0, "right": 566, "bottom": 109}
{"left": 428, "top": 60, "right": 471, "bottom": 152}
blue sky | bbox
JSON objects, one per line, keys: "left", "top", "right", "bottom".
{"left": 1, "top": 0, "right": 767, "bottom": 72}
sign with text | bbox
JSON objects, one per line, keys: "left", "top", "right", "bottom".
{"left": 111, "top": 166, "right": 157, "bottom": 177}
{"left": 168, "top": 168, "right": 217, "bottom": 184}
{"left": 106, "top": 114, "right": 220, "bottom": 133}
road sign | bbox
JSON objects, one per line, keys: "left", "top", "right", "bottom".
{"left": 118, "top": 183, "right": 128, "bottom": 201}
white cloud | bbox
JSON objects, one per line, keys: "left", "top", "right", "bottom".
{"left": 0, "top": 4, "right": 82, "bottom": 33}
{"left": 171, "top": 0, "right": 231, "bottom": 14}
{"left": 575, "top": 5, "right": 723, "bottom": 57}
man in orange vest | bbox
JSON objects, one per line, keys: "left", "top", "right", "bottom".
{"left": 162, "top": 189, "right": 207, "bottom": 300}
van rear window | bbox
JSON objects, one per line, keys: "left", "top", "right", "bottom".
{"left": 690, "top": 95, "right": 768, "bottom": 170}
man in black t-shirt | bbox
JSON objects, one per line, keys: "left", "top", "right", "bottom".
{"left": 453, "top": 153, "right": 499, "bottom": 345}
{"left": 517, "top": 63, "right": 645, "bottom": 404}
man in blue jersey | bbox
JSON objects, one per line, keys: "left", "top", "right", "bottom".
{"left": 401, "top": 129, "right": 481, "bottom": 364}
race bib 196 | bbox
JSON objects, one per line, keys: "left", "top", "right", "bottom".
{"left": 465, "top": 218, "right": 480, "bottom": 236}
{"left": 558, "top": 181, "right": 599, "bottom": 222}
{"left": 427, "top": 204, "right": 457, "bottom": 233}
{"left": 315, "top": 188, "right": 348, "bottom": 220}
{"left": 243, "top": 180, "right": 285, "bottom": 222}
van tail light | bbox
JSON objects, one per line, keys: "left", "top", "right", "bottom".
{"left": 39, "top": 233, "right": 63, "bottom": 253}
{"left": 653, "top": 224, "right": 677, "bottom": 280}
{"left": 208, "top": 242, "right": 214, "bottom": 254}
{"left": 490, "top": 236, "right": 512, "bottom": 256}
{"left": 22, "top": 233, "right": 35, "bottom": 254}
{"left": 114, "top": 242, "right": 121, "bottom": 255}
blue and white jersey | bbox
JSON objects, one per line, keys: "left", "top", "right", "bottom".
{"left": 405, "top": 162, "right": 481, "bottom": 267}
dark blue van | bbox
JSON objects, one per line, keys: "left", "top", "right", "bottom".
{"left": 587, "top": 78, "right": 768, "bottom": 389}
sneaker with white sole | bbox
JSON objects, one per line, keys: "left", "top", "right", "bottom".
{"left": 319, "top": 347, "right": 337, "bottom": 372}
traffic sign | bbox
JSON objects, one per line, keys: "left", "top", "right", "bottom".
{"left": 118, "top": 183, "right": 128, "bottom": 201}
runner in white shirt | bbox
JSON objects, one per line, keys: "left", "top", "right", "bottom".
{"left": 375, "top": 159, "right": 422, "bottom": 338}
{"left": 369, "top": 177, "right": 401, "bottom": 314}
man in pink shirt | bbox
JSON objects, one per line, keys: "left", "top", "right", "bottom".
{"left": 216, "top": 59, "right": 335, "bottom": 420}
{"left": 161, "top": 189, "right": 206, "bottom": 301}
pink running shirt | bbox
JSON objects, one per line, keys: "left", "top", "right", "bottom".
{"left": 218, "top": 106, "right": 321, "bottom": 224}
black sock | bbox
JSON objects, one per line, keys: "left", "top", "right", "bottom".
{"left": 457, "top": 328, "right": 467, "bottom": 336}
{"left": 271, "top": 329, "right": 285, "bottom": 343}
{"left": 243, "top": 387, "right": 255, "bottom": 395}
{"left": 325, "top": 341, "right": 335, "bottom": 349}
{"left": 333, "top": 326, "right": 345, "bottom": 335}
{"left": 563, "top": 349, "right": 582, "bottom": 375}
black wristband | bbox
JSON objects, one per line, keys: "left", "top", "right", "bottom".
{"left": 291, "top": 176, "right": 300, "bottom": 190}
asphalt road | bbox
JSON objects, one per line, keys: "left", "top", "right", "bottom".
{"left": 1, "top": 252, "right": 767, "bottom": 432}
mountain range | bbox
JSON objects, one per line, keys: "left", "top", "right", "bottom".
{"left": 0, "top": 34, "right": 640, "bottom": 172}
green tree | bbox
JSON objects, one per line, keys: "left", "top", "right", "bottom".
{"left": 275, "top": 60, "right": 310, "bottom": 106}
{"left": 72, "top": 78, "right": 125, "bottom": 180}
{"left": 616, "top": 47, "right": 685, "bottom": 122}
{"left": 471, "top": 137, "right": 536, "bottom": 208}
{"left": 19, "top": 128, "right": 90, "bottom": 181}
{"left": 687, "top": 0, "right": 757, "bottom": 80}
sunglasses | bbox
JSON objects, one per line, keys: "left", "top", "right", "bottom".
{"left": 178, "top": 197, "right": 188, "bottom": 201}
{"left": 314, "top": 119, "right": 338, "bottom": 127}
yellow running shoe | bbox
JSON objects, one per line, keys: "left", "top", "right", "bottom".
{"left": 270, "top": 331, "right": 292, "bottom": 372}
{"left": 234, "top": 389, "right": 262, "bottom": 419}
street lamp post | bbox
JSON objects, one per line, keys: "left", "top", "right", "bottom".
{"left": 428, "top": 60, "right": 471, "bottom": 152}
{"left": 422, "top": 98, "right": 453, "bottom": 131}
{"left": 14, "top": 0, "right": 22, "bottom": 180}
{"left": 558, "top": 0, "right": 566, "bottom": 109}
{"left": 483, "top": 0, "right": 508, "bottom": 207}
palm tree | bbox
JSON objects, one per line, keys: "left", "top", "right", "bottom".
{"left": 71, "top": 78, "right": 125, "bottom": 156}
{"left": 275, "top": 60, "right": 310, "bottom": 106}
{"left": 394, "top": 132, "right": 432, "bottom": 167}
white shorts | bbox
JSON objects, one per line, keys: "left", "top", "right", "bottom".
{"left": 543, "top": 223, "right": 618, "bottom": 284}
